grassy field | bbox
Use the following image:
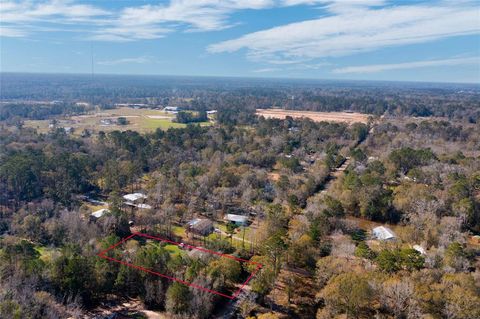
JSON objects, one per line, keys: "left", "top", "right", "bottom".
{"left": 172, "top": 226, "right": 186, "bottom": 238}
{"left": 24, "top": 107, "right": 213, "bottom": 134}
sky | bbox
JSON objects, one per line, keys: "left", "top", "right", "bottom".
{"left": 0, "top": 0, "right": 479, "bottom": 83}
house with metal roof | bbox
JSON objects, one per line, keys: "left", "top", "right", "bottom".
{"left": 123, "top": 193, "right": 147, "bottom": 202}
{"left": 224, "top": 214, "right": 249, "bottom": 226}
{"left": 186, "top": 218, "right": 214, "bottom": 236}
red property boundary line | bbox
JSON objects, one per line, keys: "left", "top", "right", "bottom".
{"left": 97, "top": 232, "right": 263, "bottom": 299}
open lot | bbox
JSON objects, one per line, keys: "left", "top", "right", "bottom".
{"left": 256, "top": 108, "right": 370, "bottom": 124}
{"left": 24, "top": 107, "right": 213, "bottom": 134}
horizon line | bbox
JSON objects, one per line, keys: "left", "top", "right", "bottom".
{"left": 1, "top": 71, "right": 479, "bottom": 86}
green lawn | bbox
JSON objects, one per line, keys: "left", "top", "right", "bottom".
{"left": 164, "top": 244, "right": 183, "bottom": 257}
{"left": 172, "top": 226, "right": 186, "bottom": 238}
{"left": 141, "top": 118, "right": 213, "bottom": 131}
{"left": 142, "top": 118, "right": 187, "bottom": 130}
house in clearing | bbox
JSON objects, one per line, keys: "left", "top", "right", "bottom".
{"left": 90, "top": 208, "right": 109, "bottom": 222}
{"left": 186, "top": 218, "right": 214, "bottom": 237}
{"left": 123, "top": 193, "right": 151, "bottom": 209}
{"left": 224, "top": 214, "right": 249, "bottom": 226}
{"left": 372, "top": 226, "right": 397, "bottom": 241}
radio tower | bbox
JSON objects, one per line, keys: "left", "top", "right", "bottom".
{"left": 89, "top": 42, "right": 96, "bottom": 108}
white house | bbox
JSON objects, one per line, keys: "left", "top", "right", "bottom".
{"left": 123, "top": 193, "right": 147, "bottom": 202}
{"left": 164, "top": 106, "right": 180, "bottom": 113}
{"left": 372, "top": 226, "right": 397, "bottom": 241}
{"left": 224, "top": 214, "right": 249, "bottom": 226}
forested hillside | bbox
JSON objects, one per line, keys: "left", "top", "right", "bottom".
{"left": 0, "top": 77, "right": 479, "bottom": 319}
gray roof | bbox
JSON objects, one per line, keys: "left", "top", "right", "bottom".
{"left": 372, "top": 226, "right": 396, "bottom": 240}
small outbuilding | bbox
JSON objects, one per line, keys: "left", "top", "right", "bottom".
{"left": 90, "top": 208, "right": 109, "bottom": 221}
{"left": 372, "top": 226, "right": 397, "bottom": 241}
{"left": 224, "top": 214, "right": 249, "bottom": 226}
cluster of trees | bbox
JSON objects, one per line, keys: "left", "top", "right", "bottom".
{"left": 175, "top": 111, "right": 208, "bottom": 123}
{"left": 3, "top": 73, "right": 479, "bottom": 122}
{"left": 0, "top": 102, "right": 92, "bottom": 121}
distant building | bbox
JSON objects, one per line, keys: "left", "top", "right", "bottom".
{"left": 224, "top": 214, "right": 249, "bottom": 226}
{"left": 100, "top": 119, "right": 113, "bottom": 125}
{"left": 372, "top": 226, "right": 397, "bottom": 241}
{"left": 90, "top": 208, "right": 109, "bottom": 221}
{"left": 164, "top": 106, "right": 180, "bottom": 113}
{"left": 63, "top": 127, "right": 73, "bottom": 134}
{"left": 206, "top": 110, "right": 217, "bottom": 114}
{"left": 186, "top": 218, "right": 214, "bottom": 236}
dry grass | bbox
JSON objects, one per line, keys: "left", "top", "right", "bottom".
{"left": 256, "top": 108, "right": 370, "bottom": 124}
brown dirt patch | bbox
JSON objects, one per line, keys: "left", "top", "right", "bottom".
{"left": 256, "top": 109, "right": 369, "bottom": 124}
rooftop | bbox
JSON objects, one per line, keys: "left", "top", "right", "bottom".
{"left": 91, "top": 208, "right": 109, "bottom": 219}
{"left": 123, "top": 193, "right": 147, "bottom": 202}
{"left": 224, "top": 214, "right": 248, "bottom": 223}
{"left": 372, "top": 226, "right": 396, "bottom": 240}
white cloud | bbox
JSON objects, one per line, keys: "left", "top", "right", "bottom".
{"left": 96, "top": 56, "right": 152, "bottom": 66}
{"left": 332, "top": 57, "right": 480, "bottom": 74}
{"left": 91, "top": 0, "right": 277, "bottom": 41}
{"left": 252, "top": 67, "right": 280, "bottom": 73}
{"left": 208, "top": 2, "right": 480, "bottom": 62}
{"left": 0, "top": 0, "right": 278, "bottom": 41}
{"left": 0, "top": 0, "right": 110, "bottom": 38}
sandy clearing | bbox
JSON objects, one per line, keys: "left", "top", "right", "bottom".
{"left": 256, "top": 109, "right": 369, "bottom": 124}
{"left": 146, "top": 115, "right": 173, "bottom": 119}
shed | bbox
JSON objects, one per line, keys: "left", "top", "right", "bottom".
{"left": 372, "top": 226, "right": 396, "bottom": 241}
{"left": 90, "top": 208, "right": 109, "bottom": 221}
{"left": 224, "top": 214, "right": 249, "bottom": 226}
{"left": 186, "top": 218, "right": 214, "bottom": 236}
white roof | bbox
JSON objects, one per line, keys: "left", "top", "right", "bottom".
{"left": 372, "top": 226, "right": 396, "bottom": 240}
{"left": 91, "top": 208, "right": 109, "bottom": 218}
{"left": 224, "top": 214, "right": 248, "bottom": 223}
{"left": 123, "top": 193, "right": 147, "bottom": 201}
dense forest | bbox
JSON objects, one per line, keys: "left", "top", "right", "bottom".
{"left": 2, "top": 73, "right": 480, "bottom": 122}
{"left": 0, "top": 75, "right": 479, "bottom": 319}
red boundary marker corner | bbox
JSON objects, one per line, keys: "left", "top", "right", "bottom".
{"left": 97, "top": 232, "right": 263, "bottom": 299}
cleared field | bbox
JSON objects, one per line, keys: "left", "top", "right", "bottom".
{"left": 24, "top": 107, "right": 212, "bottom": 134}
{"left": 256, "top": 108, "right": 370, "bottom": 124}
